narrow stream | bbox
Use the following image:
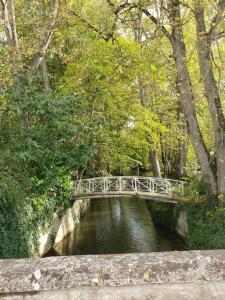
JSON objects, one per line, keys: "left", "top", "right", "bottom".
{"left": 49, "top": 198, "right": 184, "bottom": 256}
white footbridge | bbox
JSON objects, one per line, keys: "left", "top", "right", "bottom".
{"left": 74, "top": 176, "right": 185, "bottom": 203}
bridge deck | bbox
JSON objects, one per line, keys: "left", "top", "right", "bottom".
{"left": 74, "top": 192, "right": 180, "bottom": 203}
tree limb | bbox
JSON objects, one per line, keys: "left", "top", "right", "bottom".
{"left": 73, "top": 1, "right": 140, "bottom": 43}
{"left": 208, "top": 0, "right": 225, "bottom": 43}
{"left": 141, "top": 8, "right": 171, "bottom": 41}
{"left": 29, "top": 0, "right": 59, "bottom": 78}
{"left": 105, "top": 0, "right": 131, "bottom": 15}
{"left": 72, "top": 11, "right": 112, "bottom": 41}
{"left": 105, "top": 0, "right": 115, "bottom": 10}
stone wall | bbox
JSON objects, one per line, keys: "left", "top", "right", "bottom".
{"left": 176, "top": 210, "right": 188, "bottom": 238}
{"left": 146, "top": 201, "right": 188, "bottom": 238}
{"left": 1, "top": 250, "right": 225, "bottom": 299}
{"left": 38, "top": 199, "right": 90, "bottom": 256}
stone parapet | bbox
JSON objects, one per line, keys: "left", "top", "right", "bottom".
{"left": 0, "top": 250, "right": 225, "bottom": 299}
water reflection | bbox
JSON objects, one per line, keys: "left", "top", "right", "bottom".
{"left": 49, "top": 198, "right": 184, "bottom": 256}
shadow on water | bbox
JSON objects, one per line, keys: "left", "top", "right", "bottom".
{"left": 47, "top": 198, "right": 184, "bottom": 256}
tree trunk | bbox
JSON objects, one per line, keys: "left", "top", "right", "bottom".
{"left": 1, "top": 0, "right": 20, "bottom": 73}
{"left": 177, "top": 139, "right": 187, "bottom": 179}
{"left": 160, "top": 135, "right": 169, "bottom": 177}
{"left": 6, "top": 0, "right": 18, "bottom": 48}
{"left": 133, "top": 18, "right": 162, "bottom": 178}
{"left": 150, "top": 149, "right": 161, "bottom": 177}
{"left": 169, "top": 0, "right": 217, "bottom": 197}
{"left": 195, "top": 3, "right": 225, "bottom": 204}
{"left": 139, "top": 75, "right": 161, "bottom": 177}
{"left": 176, "top": 102, "right": 187, "bottom": 179}
{"left": 42, "top": 59, "right": 51, "bottom": 92}
{"left": 137, "top": 75, "right": 147, "bottom": 107}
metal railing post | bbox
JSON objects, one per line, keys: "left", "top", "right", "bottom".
{"left": 167, "top": 180, "right": 171, "bottom": 194}
{"left": 181, "top": 181, "right": 184, "bottom": 196}
{"left": 134, "top": 177, "right": 138, "bottom": 193}
{"left": 152, "top": 179, "right": 155, "bottom": 192}
{"left": 119, "top": 177, "right": 122, "bottom": 192}
{"left": 88, "top": 179, "right": 91, "bottom": 194}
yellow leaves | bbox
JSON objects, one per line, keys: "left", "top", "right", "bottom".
{"left": 125, "top": 103, "right": 167, "bottom": 145}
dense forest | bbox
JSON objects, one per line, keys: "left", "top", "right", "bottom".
{"left": 0, "top": 0, "right": 225, "bottom": 257}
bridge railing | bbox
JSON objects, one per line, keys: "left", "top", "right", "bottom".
{"left": 74, "top": 176, "right": 185, "bottom": 197}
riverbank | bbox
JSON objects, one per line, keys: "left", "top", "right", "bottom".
{"left": 38, "top": 199, "right": 90, "bottom": 256}
{"left": 148, "top": 199, "right": 225, "bottom": 250}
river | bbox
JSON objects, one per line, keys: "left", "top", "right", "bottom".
{"left": 49, "top": 198, "right": 184, "bottom": 256}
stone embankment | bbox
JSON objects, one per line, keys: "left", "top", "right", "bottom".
{"left": 38, "top": 199, "right": 90, "bottom": 256}
{"left": 146, "top": 201, "right": 188, "bottom": 238}
{"left": 1, "top": 250, "right": 225, "bottom": 299}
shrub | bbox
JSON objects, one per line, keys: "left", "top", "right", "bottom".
{"left": 178, "top": 200, "right": 225, "bottom": 250}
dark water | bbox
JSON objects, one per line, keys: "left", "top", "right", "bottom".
{"left": 49, "top": 198, "right": 184, "bottom": 256}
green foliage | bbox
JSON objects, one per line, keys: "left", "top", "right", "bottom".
{"left": 149, "top": 198, "right": 225, "bottom": 251}
{"left": 0, "top": 90, "right": 95, "bottom": 258}
{"left": 0, "top": 171, "right": 73, "bottom": 258}
{"left": 184, "top": 178, "right": 207, "bottom": 199}
{"left": 178, "top": 200, "right": 225, "bottom": 250}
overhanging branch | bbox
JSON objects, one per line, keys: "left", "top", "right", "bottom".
{"left": 141, "top": 8, "right": 171, "bottom": 41}
{"left": 72, "top": 11, "right": 112, "bottom": 41}
{"left": 209, "top": 0, "right": 225, "bottom": 43}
